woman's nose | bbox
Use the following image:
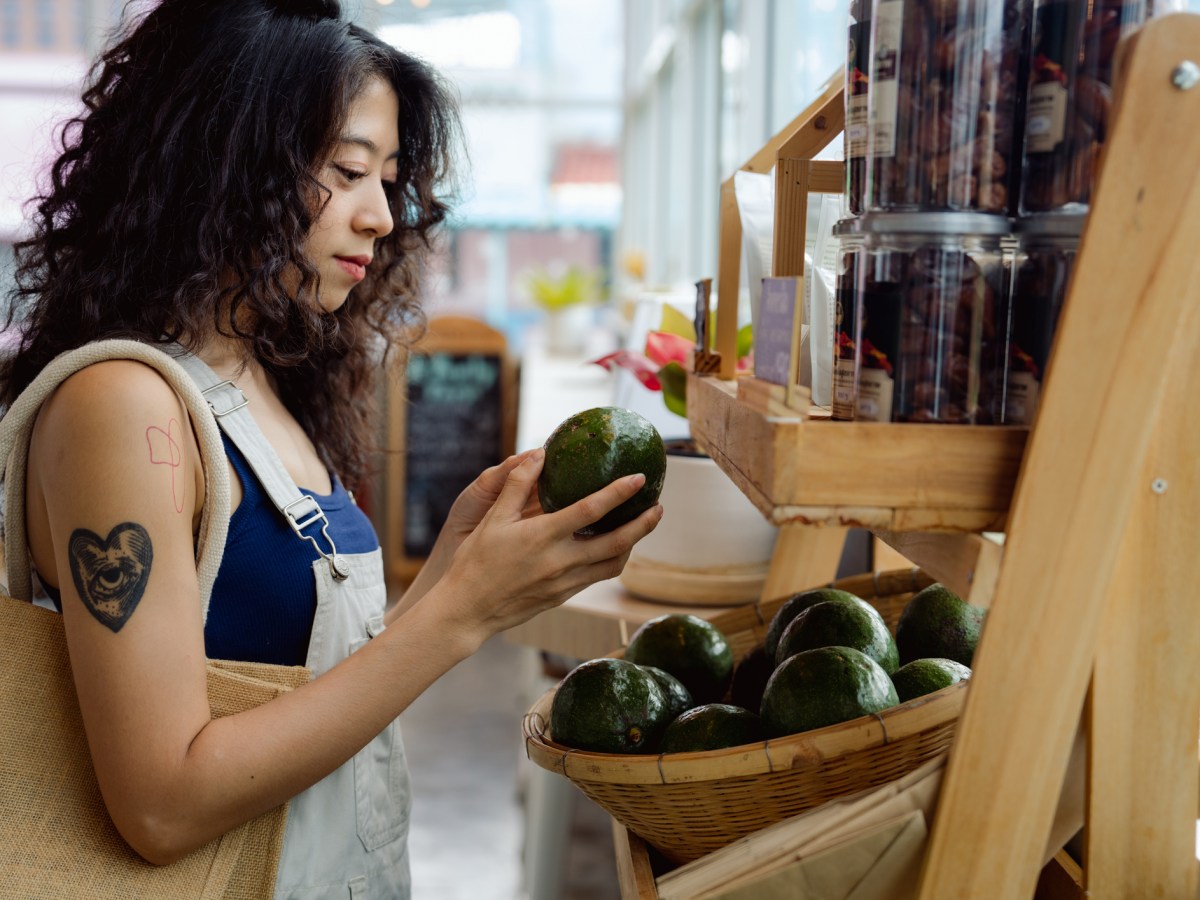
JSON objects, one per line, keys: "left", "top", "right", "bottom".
{"left": 356, "top": 182, "right": 394, "bottom": 238}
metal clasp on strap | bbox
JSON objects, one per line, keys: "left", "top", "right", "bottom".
{"left": 283, "top": 495, "right": 350, "bottom": 582}
{"left": 200, "top": 380, "right": 249, "bottom": 418}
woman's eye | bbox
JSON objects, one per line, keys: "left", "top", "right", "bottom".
{"left": 335, "top": 165, "right": 366, "bottom": 183}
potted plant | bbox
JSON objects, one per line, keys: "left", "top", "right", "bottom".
{"left": 525, "top": 264, "right": 602, "bottom": 356}
{"left": 592, "top": 307, "right": 778, "bottom": 605}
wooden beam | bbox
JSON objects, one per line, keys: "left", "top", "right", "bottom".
{"left": 917, "top": 16, "right": 1200, "bottom": 897}
{"left": 872, "top": 532, "right": 1004, "bottom": 608}
{"left": 760, "top": 523, "right": 848, "bottom": 604}
{"left": 1085, "top": 268, "right": 1200, "bottom": 896}
{"left": 715, "top": 178, "right": 741, "bottom": 379}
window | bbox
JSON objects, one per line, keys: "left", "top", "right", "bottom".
{"left": 1, "top": 0, "right": 20, "bottom": 48}
{"left": 34, "top": 0, "right": 54, "bottom": 48}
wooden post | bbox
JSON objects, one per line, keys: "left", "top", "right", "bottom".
{"left": 1085, "top": 293, "right": 1200, "bottom": 895}
{"left": 715, "top": 178, "right": 742, "bottom": 379}
{"left": 917, "top": 16, "right": 1200, "bottom": 897}
{"left": 760, "top": 523, "right": 848, "bottom": 603}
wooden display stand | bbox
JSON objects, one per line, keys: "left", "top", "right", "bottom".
{"left": 617, "top": 14, "right": 1200, "bottom": 898}
{"left": 710, "top": 71, "right": 853, "bottom": 602}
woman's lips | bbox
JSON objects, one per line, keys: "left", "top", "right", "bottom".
{"left": 335, "top": 256, "right": 369, "bottom": 281}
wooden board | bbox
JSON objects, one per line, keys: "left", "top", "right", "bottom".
{"left": 872, "top": 532, "right": 1004, "bottom": 607}
{"left": 613, "top": 821, "right": 660, "bottom": 900}
{"left": 384, "top": 316, "right": 517, "bottom": 584}
{"left": 688, "top": 374, "right": 1026, "bottom": 531}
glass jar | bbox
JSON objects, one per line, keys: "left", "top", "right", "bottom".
{"left": 1004, "top": 214, "right": 1084, "bottom": 423}
{"left": 845, "top": 0, "right": 872, "bottom": 215}
{"left": 1018, "top": 0, "right": 1146, "bottom": 213}
{"left": 855, "top": 213, "right": 1011, "bottom": 424}
{"left": 832, "top": 218, "right": 865, "bottom": 420}
{"left": 866, "top": 0, "right": 1030, "bottom": 214}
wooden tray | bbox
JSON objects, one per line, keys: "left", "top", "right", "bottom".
{"left": 687, "top": 374, "right": 1029, "bottom": 533}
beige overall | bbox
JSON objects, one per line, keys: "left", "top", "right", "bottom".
{"left": 172, "top": 349, "right": 413, "bottom": 900}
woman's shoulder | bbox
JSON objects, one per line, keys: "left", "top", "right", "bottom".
{"left": 34, "top": 358, "right": 198, "bottom": 448}
{"left": 45, "top": 357, "right": 187, "bottom": 405}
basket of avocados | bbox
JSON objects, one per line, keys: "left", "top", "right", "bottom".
{"left": 522, "top": 568, "right": 977, "bottom": 864}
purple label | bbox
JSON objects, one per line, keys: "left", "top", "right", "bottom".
{"left": 756, "top": 277, "right": 801, "bottom": 386}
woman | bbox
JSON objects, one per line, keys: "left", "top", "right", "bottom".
{"left": 1, "top": 1, "right": 662, "bottom": 896}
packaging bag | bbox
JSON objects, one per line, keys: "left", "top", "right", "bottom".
{"left": 0, "top": 340, "right": 311, "bottom": 899}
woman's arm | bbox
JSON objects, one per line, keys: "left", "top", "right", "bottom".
{"left": 31, "top": 361, "right": 660, "bottom": 865}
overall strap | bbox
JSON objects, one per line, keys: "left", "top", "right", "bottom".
{"left": 0, "top": 339, "right": 231, "bottom": 620}
{"left": 165, "top": 347, "right": 350, "bottom": 583}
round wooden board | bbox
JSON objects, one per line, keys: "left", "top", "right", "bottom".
{"left": 618, "top": 556, "right": 767, "bottom": 606}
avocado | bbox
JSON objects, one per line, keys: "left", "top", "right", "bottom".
{"left": 549, "top": 657, "right": 671, "bottom": 754}
{"left": 890, "top": 657, "right": 972, "bottom": 703}
{"left": 624, "top": 613, "right": 734, "bottom": 704}
{"left": 538, "top": 407, "right": 666, "bottom": 535}
{"left": 640, "top": 665, "right": 694, "bottom": 721}
{"left": 729, "top": 643, "right": 774, "bottom": 714}
{"left": 775, "top": 597, "right": 899, "bottom": 674}
{"left": 764, "top": 588, "right": 864, "bottom": 659}
{"left": 760, "top": 646, "right": 899, "bottom": 738}
{"left": 895, "top": 583, "right": 985, "bottom": 667}
{"left": 659, "top": 703, "right": 766, "bottom": 753}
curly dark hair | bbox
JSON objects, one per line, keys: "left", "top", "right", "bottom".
{"left": 2, "top": 0, "right": 461, "bottom": 490}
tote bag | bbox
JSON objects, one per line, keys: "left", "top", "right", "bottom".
{"left": 0, "top": 340, "right": 311, "bottom": 899}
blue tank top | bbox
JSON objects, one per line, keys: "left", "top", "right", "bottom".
{"left": 203, "top": 434, "right": 379, "bottom": 666}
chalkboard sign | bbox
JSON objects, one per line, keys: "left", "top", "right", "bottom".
{"left": 385, "top": 316, "right": 516, "bottom": 583}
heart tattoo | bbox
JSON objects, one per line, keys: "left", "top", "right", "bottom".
{"left": 68, "top": 523, "right": 154, "bottom": 633}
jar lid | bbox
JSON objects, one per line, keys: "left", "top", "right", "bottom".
{"left": 858, "top": 211, "right": 1012, "bottom": 236}
{"left": 1014, "top": 213, "right": 1087, "bottom": 238}
{"left": 832, "top": 217, "right": 862, "bottom": 237}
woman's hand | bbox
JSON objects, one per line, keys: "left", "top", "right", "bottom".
{"left": 431, "top": 449, "right": 662, "bottom": 650}
{"left": 389, "top": 450, "right": 544, "bottom": 620}
{"left": 441, "top": 449, "right": 544, "bottom": 544}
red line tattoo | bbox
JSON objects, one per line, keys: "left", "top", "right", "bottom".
{"left": 145, "top": 418, "right": 184, "bottom": 513}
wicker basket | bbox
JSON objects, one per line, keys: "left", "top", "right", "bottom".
{"left": 522, "top": 568, "right": 969, "bottom": 864}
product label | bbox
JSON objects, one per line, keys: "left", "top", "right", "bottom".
{"left": 856, "top": 368, "right": 894, "bottom": 422}
{"left": 1026, "top": 0, "right": 1073, "bottom": 153}
{"left": 1005, "top": 371, "right": 1040, "bottom": 424}
{"left": 1026, "top": 82, "right": 1068, "bottom": 152}
{"left": 846, "top": 19, "right": 871, "bottom": 159}
{"left": 832, "top": 358, "right": 858, "bottom": 419}
{"left": 869, "top": 0, "right": 903, "bottom": 159}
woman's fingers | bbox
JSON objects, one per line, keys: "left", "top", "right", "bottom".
{"left": 471, "top": 449, "right": 538, "bottom": 501}
{"left": 546, "top": 506, "right": 663, "bottom": 596}
{"left": 489, "top": 448, "right": 545, "bottom": 520}
{"left": 573, "top": 502, "right": 663, "bottom": 564}
{"left": 550, "top": 472, "right": 651, "bottom": 537}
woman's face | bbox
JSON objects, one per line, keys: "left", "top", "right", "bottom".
{"left": 307, "top": 76, "right": 401, "bottom": 313}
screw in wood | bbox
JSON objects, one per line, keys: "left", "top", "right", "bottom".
{"left": 1151, "top": 478, "right": 1169, "bottom": 494}
{"left": 1172, "top": 61, "right": 1200, "bottom": 91}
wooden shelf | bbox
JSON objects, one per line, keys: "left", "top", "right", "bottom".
{"left": 687, "top": 373, "right": 1028, "bottom": 533}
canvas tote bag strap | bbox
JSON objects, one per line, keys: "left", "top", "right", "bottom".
{"left": 0, "top": 339, "right": 230, "bottom": 620}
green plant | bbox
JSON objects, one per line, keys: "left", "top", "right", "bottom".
{"left": 525, "top": 265, "right": 602, "bottom": 311}
{"left": 593, "top": 306, "right": 752, "bottom": 416}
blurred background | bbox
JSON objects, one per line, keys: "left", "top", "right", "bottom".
{"left": 0, "top": 0, "right": 854, "bottom": 359}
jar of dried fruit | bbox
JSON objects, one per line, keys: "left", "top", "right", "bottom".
{"left": 854, "top": 212, "right": 1012, "bottom": 425}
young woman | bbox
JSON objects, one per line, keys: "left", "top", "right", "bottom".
{"left": 1, "top": 1, "right": 662, "bottom": 896}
